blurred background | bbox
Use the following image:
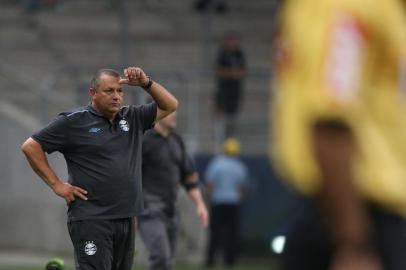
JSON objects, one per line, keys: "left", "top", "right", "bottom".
{"left": 0, "top": 0, "right": 299, "bottom": 269}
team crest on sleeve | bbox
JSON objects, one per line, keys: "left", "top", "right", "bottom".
{"left": 119, "top": 119, "right": 130, "bottom": 132}
{"left": 84, "top": 241, "right": 97, "bottom": 256}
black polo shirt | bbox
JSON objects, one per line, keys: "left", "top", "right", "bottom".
{"left": 32, "top": 103, "right": 157, "bottom": 221}
{"left": 141, "top": 129, "right": 195, "bottom": 214}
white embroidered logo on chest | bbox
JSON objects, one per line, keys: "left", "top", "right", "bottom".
{"left": 119, "top": 120, "right": 130, "bottom": 132}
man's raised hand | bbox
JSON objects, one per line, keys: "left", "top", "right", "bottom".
{"left": 119, "top": 67, "right": 149, "bottom": 87}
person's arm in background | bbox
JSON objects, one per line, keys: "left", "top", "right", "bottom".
{"left": 21, "top": 138, "right": 88, "bottom": 205}
{"left": 203, "top": 158, "right": 217, "bottom": 199}
{"left": 313, "top": 12, "right": 382, "bottom": 270}
{"left": 185, "top": 172, "right": 209, "bottom": 228}
{"left": 216, "top": 66, "right": 245, "bottom": 79}
{"left": 176, "top": 139, "right": 209, "bottom": 227}
{"left": 216, "top": 64, "right": 245, "bottom": 80}
{"left": 119, "top": 67, "right": 178, "bottom": 122}
{"left": 312, "top": 123, "right": 381, "bottom": 270}
{"left": 238, "top": 161, "right": 249, "bottom": 199}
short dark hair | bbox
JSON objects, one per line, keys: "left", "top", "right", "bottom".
{"left": 90, "top": 69, "right": 120, "bottom": 90}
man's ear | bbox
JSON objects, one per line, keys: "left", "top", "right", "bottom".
{"left": 89, "top": 88, "right": 96, "bottom": 97}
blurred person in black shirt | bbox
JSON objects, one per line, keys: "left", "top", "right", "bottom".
{"left": 214, "top": 33, "right": 246, "bottom": 138}
{"left": 138, "top": 111, "right": 208, "bottom": 270}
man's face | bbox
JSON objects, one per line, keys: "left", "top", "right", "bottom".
{"left": 90, "top": 74, "right": 123, "bottom": 116}
{"left": 159, "top": 111, "right": 177, "bottom": 130}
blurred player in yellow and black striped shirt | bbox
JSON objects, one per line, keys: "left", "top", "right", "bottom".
{"left": 271, "top": 0, "right": 406, "bottom": 269}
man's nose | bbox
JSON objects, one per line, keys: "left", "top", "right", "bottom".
{"left": 112, "top": 91, "right": 121, "bottom": 99}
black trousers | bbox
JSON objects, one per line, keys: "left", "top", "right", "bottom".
{"left": 206, "top": 204, "right": 241, "bottom": 267}
{"left": 215, "top": 80, "right": 242, "bottom": 115}
{"left": 282, "top": 203, "right": 406, "bottom": 270}
{"left": 68, "top": 218, "right": 135, "bottom": 270}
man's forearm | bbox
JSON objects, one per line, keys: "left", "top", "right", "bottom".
{"left": 188, "top": 187, "right": 206, "bottom": 207}
{"left": 147, "top": 81, "right": 178, "bottom": 112}
{"left": 313, "top": 123, "right": 372, "bottom": 250}
{"left": 21, "top": 138, "right": 62, "bottom": 190}
{"left": 188, "top": 187, "right": 209, "bottom": 227}
{"left": 320, "top": 165, "right": 371, "bottom": 249}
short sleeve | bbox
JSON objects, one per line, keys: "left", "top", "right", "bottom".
{"left": 180, "top": 153, "right": 197, "bottom": 189}
{"left": 182, "top": 154, "right": 196, "bottom": 178}
{"left": 134, "top": 102, "right": 157, "bottom": 132}
{"left": 31, "top": 115, "right": 70, "bottom": 154}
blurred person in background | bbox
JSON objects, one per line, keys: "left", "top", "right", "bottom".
{"left": 21, "top": 67, "right": 178, "bottom": 270}
{"left": 271, "top": 0, "right": 406, "bottom": 269}
{"left": 204, "top": 138, "right": 249, "bottom": 268}
{"left": 138, "top": 110, "right": 209, "bottom": 270}
{"left": 20, "top": 0, "right": 59, "bottom": 12}
{"left": 194, "top": 0, "right": 228, "bottom": 13}
{"left": 213, "top": 33, "right": 246, "bottom": 139}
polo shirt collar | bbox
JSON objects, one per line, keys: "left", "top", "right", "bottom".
{"left": 87, "top": 104, "right": 104, "bottom": 117}
{"left": 149, "top": 128, "right": 161, "bottom": 137}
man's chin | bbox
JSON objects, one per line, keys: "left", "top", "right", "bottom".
{"left": 110, "top": 106, "right": 121, "bottom": 112}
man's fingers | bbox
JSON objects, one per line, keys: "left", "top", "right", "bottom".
{"left": 198, "top": 208, "right": 209, "bottom": 227}
{"left": 200, "top": 215, "right": 205, "bottom": 226}
{"left": 66, "top": 194, "right": 75, "bottom": 205}
{"left": 66, "top": 194, "right": 75, "bottom": 204}
{"left": 73, "top": 187, "right": 88, "bottom": 200}
{"left": 201, "top": 214, "right": 208, "bottom": 227}
{"left": 119, "top": 78, "right": 129, "bottom": 84}
{"left": 127, "top": 67, "right": 136, "bottom": 78}
{"left": 124, "top": 67, "right": 145, "bottom": 79}
{"left": 121, "top": 67, "right": 148, "bottom": 86}
{"left": 75, "top": 191, "right": 88, "bottom": 201}
{"left": 75, "top": 186, "right": 88, "bottom": 194}
{"left": 138, "top": 69, "right": 147, "bottom": 80}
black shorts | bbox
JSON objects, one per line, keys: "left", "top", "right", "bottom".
{"left": 68, "top": 218, "right": 135, "bottom": 270}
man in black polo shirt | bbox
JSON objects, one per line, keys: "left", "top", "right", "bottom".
{"left": 138, "top": 111, "right": 208, "bottom": 270}
{"left": 21, "top": 67, "right": 178, "bottom": 270}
